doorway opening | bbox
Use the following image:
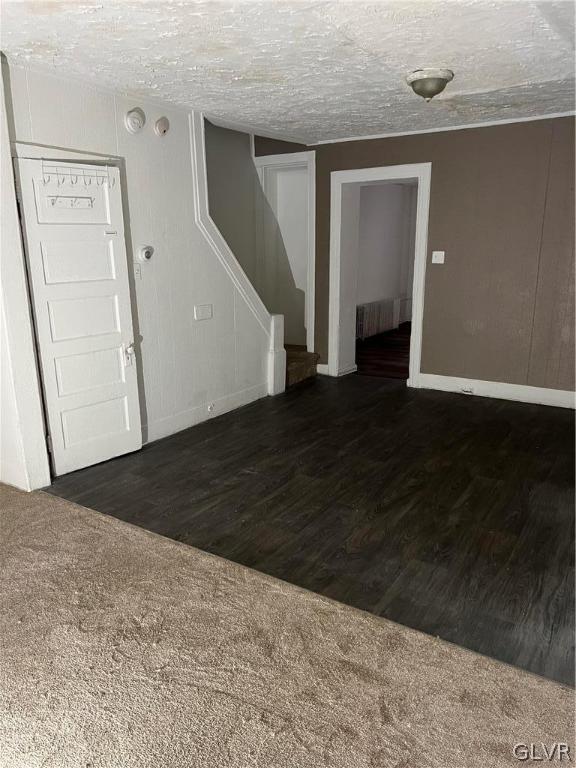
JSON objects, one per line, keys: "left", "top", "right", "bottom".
{"left": 253, "top": 151, "right": 316, "bottom": 353}
{"left": 354, "top": 181, "right": 417, "bottom": 379}
{"left": 327, "top": 163, "right": 431, "bottom": 383}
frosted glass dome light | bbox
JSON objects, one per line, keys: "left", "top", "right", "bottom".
{"left": 406, "top": 69, "right": 454, "bottom": 102}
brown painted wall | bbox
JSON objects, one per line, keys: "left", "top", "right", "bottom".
{"left": 309, "top": 118, "right": 574, "bottom": 389}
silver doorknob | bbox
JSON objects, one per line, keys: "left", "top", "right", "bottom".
{"left": 124, "top": 342, "right": 136, "bottom": 366}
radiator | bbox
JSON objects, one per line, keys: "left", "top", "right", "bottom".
{"left": 356, "top": 298, "right": 401, "bottom": 340}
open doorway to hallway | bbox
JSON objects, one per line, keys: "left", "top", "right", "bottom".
{"left": 355, "top": 181, "right": 417, "bottom": 379}
{"left": 327, "top": 163, "right": 430, "bottom": 382}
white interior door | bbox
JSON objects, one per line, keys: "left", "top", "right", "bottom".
{"left": 15, "top": 159, "right": 141, "bottom": 476}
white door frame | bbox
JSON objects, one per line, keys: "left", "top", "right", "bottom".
{"left": 253, "top": 151, "right": 316, "bottom": 353}
{"left": 15, "top": 157, "right": 142, "bottom": 476}
{"left": 10, "top": 142, "right": 135, "bottom": 480}
{"left": 327, "top": 163, "right": 431, "bottom": 382}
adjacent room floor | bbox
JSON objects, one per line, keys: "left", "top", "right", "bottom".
{"left": 47, "top": 375, "right": 575, "bottom": 685}
{"left": 355, "top": 322, "right": 411, "bottom": 378}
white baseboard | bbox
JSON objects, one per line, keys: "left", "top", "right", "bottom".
{"left": 145, "top": 383, "right": 268, "bottom": 443}
{"left": 409, "top": 373, "right": 575, "bottom": 409}
{"left": 317, "top": 363, "right": 357, "bottom": 377}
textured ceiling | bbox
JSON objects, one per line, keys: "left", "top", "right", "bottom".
{"left": 1, "top": 0, "right": 574, "bottom": 143}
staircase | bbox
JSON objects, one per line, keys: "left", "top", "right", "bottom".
{"left": 285, "top": 345, "right": 320, "bottom": 388}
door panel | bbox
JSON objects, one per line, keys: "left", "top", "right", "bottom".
{"left": 32, "top": 171, "right": 112, "bottom": 224}
{"left": 48, "top": 295, "right": 120, "bottom": 341}
{"left": 55, "top": 347, "right": 125, "bottom": 396}
{"left": 61, "top": 396, "right": 129, "bottom": 447}
{"left": 15, "top": 159, "right": 141, "bottom": 476}
{"left": 41, "top": 239, "right": 115, "bottom": 283}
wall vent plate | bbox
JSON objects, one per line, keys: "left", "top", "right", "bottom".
{"left": 194, "top": 304, "right": 213, "bottom": 321}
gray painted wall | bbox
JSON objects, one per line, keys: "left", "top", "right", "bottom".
{"left": 205, "top": 121, "right": 259, "bottom": 290}
{"left": 205, "top": 120, "right": 307, "bottom": 345}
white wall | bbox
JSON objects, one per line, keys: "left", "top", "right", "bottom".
{"left": 1, "top": 303, "right": 27, "bottom": 489}
{"left": 356, "top": 183, "right": 417, "bottom": 321}
{"left": 0, "top": 65, "right": 51, "bottom": 490}
{"left": 2, "top": 63, "right": 273, "bottom": 486}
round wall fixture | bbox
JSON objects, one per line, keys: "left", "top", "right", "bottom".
{"left": 125, "top": 107, "right": 146, "bottom": 134}
{"left": 154, "top": 117, "right": 170, "bottom": 136}
{"left": 406, "top": 69, "right": 454, "bottom": 102}
{"left": 136, "top": 245, "right": 154, "bottom": 262}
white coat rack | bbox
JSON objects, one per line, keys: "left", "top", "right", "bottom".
{"left": 40, "top": 162, "right": 116, "bottom": 188}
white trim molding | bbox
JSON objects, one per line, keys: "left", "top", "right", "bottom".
{"left": 190, "top": 112, "right": 270, "bottom": 334}
{"left": 410, "top": 373, "right": 575, "bottom": 409}
{"left": 327, "top": 162, "right": 431, "bottom": 379}
{"left": 7, "top": 143, "right": 127, "bottom": 491}
{"left": 268, "top": 314, "right": 287, "bottom": 395}
{"left": 189, "top": 112, "right": 286, "bottom": 396}
{"left": 312, "top": 112, "right": 576, "bottom": 146}
{"left": 12, "top": 142, "right": 120, "bottom": 162}
{"left": 253, "top": 151, "right": 316, "bottom": 353}
{"left": 317, "top": 363, "right": 355, "bottom": 377}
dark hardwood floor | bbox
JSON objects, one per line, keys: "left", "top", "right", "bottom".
{"left": 356, "top": 322, "right": 411, "bottom": 378}
{"left": 47, "top": 375, "right": 575, "bottom": 685}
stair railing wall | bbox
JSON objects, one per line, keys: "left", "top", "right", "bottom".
{"left": 189, "top": 112, "right": 286, "bottom": 396}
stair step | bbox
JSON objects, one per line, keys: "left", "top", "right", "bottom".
{"left": 285, "top": 346, "right": 320, "bottom": 388}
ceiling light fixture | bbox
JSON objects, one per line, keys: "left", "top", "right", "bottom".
{"left": 406, "top": 69, "right": 454, "bottom": 102}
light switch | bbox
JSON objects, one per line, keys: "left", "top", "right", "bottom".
{"left": 194, "top": 304, "right": 213, "bottom": 321}
{"left": 133, "top": 262, "right": 142, "bottom": 280}
{"left": 432, "top": 251, "right": 445, "bottom": 264}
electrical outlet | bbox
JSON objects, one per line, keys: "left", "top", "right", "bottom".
{"left": 207, "top": 403, "right": 215, "bottom": 413}
{"left": 432, "top": 251, "right": 445, "bottom": 264}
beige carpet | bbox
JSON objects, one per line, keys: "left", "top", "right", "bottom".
{"left": 0, "top": 484, "right": 572, "bottom": 768}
